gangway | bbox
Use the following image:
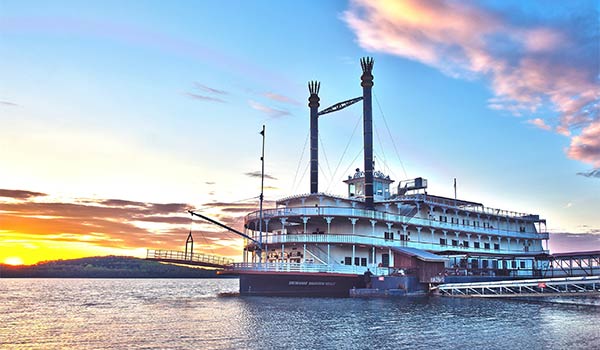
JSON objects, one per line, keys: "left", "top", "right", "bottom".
{"left": 146, "top": 249, "right": 234, "bottom": 269}
{"left": 434, "top": 276, "right": 600, "bottom": 298}
{"left": 539, "top": 250, "right": 600, "bottom": 277}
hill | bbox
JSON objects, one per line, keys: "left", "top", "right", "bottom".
{"left": 0, "top": 256, "right": 224, "bottom": 278}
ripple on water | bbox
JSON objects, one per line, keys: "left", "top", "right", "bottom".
{"left": 0, "top": 279, "right": 598, "bottom": 350}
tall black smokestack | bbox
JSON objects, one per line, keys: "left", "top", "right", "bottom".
{"left": 360, "top": 57, "right": 374, "bottom": 209}
{"left": 308, "top": 81, "right": 320, "bottom": 194}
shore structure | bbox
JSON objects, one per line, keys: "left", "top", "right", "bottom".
{"left": 218, "top": 58, "right": 551, "bottom": 297}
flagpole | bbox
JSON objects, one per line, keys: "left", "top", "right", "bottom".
{"left": 259, "top": 125, "right": 265, "bottom": 263}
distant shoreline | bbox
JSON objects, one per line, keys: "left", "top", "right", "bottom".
{"left": 0, "top": 255, "right": 234, "bottom": 279}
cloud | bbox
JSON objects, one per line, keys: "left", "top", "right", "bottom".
{"left": 576, "top": 168, "right": 600, "bottom": 178}
{"left": 264, "top": 92, "right": 301, "bottom": 106}
{"left": 548, "top": 232, "right": 600, "bottom": 253}
{"left": 526, "top": 118, "right": 551, "bottom": 131}
{"left": 194, "top": 82, "right": 228, "bottom": 95}
{"left": 244, "top": 171, "right": 278, "bottom": 180}
{"left": 0, "top": 190, "right": 257, "bottom": 261}
{"left": 184, "top": 92, "right": 226, "bottom": 103}
{"left": 0, "top": 189, "right": 47, "bottom": 199}
{"left": 567, "top": 119, "right": 600, "bottom": 167}
{"left": 343, "top": 0, "right": 599, "bottom": 166}
{"left": 248, "top": 100, "right": 290, "bottom": 118}
{"left": 0, "top": 100, "right": 18, "bottom": 107}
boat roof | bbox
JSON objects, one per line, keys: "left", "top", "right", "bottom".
{"left": 391, "top": 247, "right": 448, "bottom": 262}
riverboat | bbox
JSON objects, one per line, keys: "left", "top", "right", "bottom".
{"left": 221, "top": 58, "right": 549, "bottom": 297}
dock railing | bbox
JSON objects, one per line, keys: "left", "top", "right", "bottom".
{"left": 146, "top": 249, "right": 234, "bottom": 268}
{"left": 435, "top": 275, "right": 600, "bottom": 297}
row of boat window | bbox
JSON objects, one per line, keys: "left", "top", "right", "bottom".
{"left": 437, "top": 215, "right": 527, "bottom": 232}
{"left": 440, "top": 238, "right": 500, "bottom": 250}
{"left": 343, "top": 257, "right": 368, "bottom": 266}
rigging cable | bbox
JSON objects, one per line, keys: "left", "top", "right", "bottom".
{"left": 325, "top": 113, "right": 362, "bottom": 193}
{"left": 291, "top": 131, "right": 309, "bottom": 194}
{"left": 293, "top": 161, "right": 310, "bottom": 194}
{"left": 189, "top": 194, "right": 260, "bottom": 244}
{"left": 318, "top": 133, "right": 333, "bottom": 185}
{"left": 374, "top": 122, "right": 388, "bottom": 172}
{"left": 190, "top": 212, "right": 214, "bottom": 253}
{"left": 374, "top": 92, "right": 408, "bottom": 179}
{"left": 338, "top": 148, "right": 364, "bottom": 186}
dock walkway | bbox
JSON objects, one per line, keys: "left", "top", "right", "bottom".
{"left": 146, "top": 249, "right": 234, "bottom": 269}
{"left": 434, "top": 275, "right": 600, "bottom": 298}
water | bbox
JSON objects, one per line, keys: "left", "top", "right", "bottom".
{"left": 1, "top": 279, "right": 598, "bottom": 349}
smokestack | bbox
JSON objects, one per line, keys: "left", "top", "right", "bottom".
{"left": 360, "top": 57, "right": 374, "bottom": 209}
{"left": 308, "top": 81, "right": 320, "bottom": 194}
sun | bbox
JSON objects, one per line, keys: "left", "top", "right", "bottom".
{"left": 3, "top": 257, "right": 25, "bottom": 266}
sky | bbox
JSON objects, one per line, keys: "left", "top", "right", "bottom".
{"left": 0, "top": 0, "right": 598, "bottom": 265}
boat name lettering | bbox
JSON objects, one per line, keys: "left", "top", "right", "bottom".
{"left": 289, "top": 281, "right": 336, "bottom": 286}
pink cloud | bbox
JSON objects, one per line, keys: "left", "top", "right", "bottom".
{"left": 548, "top": 232, "right": 600, "bottom": 254}
{"left": 567, "top": 119, "right": 600, "bottom": 167}
{"left": 248, "top": 100, "right": 290, "bottom": 118}
{"left": 343, "top": 0, "right": 599, "bottom": 167}
{"left": 526, "top": 118, "right": 551, "bottom": 131}
{"left": 264, "top": 92, "right": 300, "bottom": 106}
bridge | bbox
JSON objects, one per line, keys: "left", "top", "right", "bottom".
{"left": 434, "top": 275, "right": 600, "bottom": 298}
{"left": 146, "top": 249, "right": 234, "bottom": 269}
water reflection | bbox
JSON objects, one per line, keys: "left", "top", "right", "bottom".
{"left": 0, "top": 279, "right": 598, "bottom": 349}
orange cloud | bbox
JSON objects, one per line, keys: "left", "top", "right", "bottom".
{"left": 344, "top": 0, "right": 599, "bottom": 167}
{"left": 0, "top": 190, "right": 252, "bottom": 264}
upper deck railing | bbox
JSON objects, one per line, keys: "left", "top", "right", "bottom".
{"left": 275, "top": 193, "right": 540, "bottom": 221}
{"left": 260, "top": 233, "right": 548, "bottom": 255}
{"left": 246, "top": 206, "right": 548, "bottom": 240}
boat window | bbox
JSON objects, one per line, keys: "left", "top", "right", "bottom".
{"left": 381, "top": 254, "right": 389, "bottom": 267}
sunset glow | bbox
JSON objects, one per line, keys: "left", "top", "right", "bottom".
{"left": 3, "top": 257, "right": 24, "bottom": 266}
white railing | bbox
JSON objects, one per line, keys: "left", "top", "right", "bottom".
{"left": 229, "top": 262, "right": 391, "bottom": 276}
{"left": 276, "top": 193, "right": 538, "bottom": 219}
{"left": 246, "top": 207, "right": 548, "bottom": 240}
{"left": 262, "top": 233, "right": 548, "bottom": 255}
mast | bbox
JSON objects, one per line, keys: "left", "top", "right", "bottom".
{"left": 259, "top": 125, "right": 265, "bottom": 262}
{"left": 361, "top": 57, "right": 375, "bottom": 209}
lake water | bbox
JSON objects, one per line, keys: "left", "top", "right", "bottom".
{"left": 1, "top": 279, "right": 598, "bottom": 349}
